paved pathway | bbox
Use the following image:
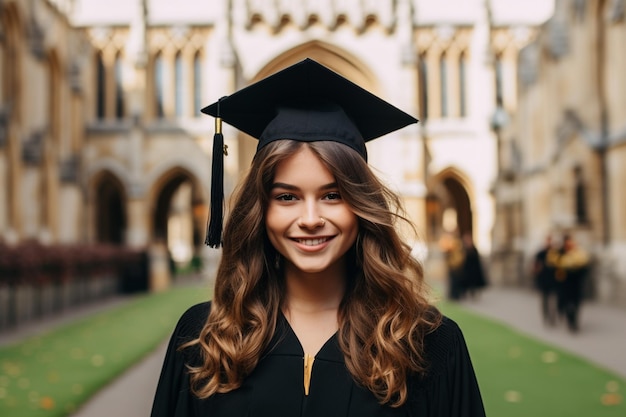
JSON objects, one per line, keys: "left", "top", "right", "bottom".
{"left": 70, "top": 341, "right": 168, "bottom": 417}
{"left": 458, "top": 287, "right": 626, "bottom": 379}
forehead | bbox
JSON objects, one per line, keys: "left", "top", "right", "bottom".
{"left": 272, "top": 146, "right": 334, "bottom": 184}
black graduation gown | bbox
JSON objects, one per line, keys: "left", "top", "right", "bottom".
{"left": 151, "top": 302, "right": 486, "bottom": 417}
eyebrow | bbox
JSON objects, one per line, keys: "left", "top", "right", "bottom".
{"left": 271, "top": 182, "right": 338, "bottom": 191}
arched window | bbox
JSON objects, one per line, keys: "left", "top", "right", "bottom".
{"left": 419, "top": 54, "right": 429, "bottom": 120}
{"left": 114, "top": 53, "right": 124, "bottom": 119}
{"left": 440, "top": 54, "right": 448, "bottom": 118}
{"left": 459, "top": 52, "right": 467, "bottom": 117}
{"left": 574, "top": 166, "right": 588, "bottom": 224}
{"left": 193, "top": 52, "right": 202, "bottom": 117}
{"left": 96, "top": 52, "right": 106, "bottom": 119}
{"left": 175, "top": 52, "right": 184, "bottom": 117}
{"left": 155, "top": 53, "right": 165, "bottom": 118}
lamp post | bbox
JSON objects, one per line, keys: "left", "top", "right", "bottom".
{"left": 490, "top": 104, "right": 509, "bottom": 177}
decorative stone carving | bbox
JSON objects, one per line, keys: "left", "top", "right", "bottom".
{"left": 244, "top": 0, "right": 396, "bottom": 31}
{"left": 68, "top": 60, "right": 83, "bottom": 93}
{"left": 27, "top": 15, "right": 46, "bottom": 60}
{"left": 546, "top": 19, "right": 569, "bottom": 59}
{"left": 556, "top": 109, "right": 602, "bottom": 150}
{"left": 59, "top": 154, "right": 80, "bottom": 183}
{"left": 556, "top": 109, "right": 582, "bottom": 144}
{"left": 22, "top": 130, "right": 44, "bottom": 165}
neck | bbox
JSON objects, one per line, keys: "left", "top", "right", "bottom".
{"left": 283, "top": 263, "right": 346, "bottom": 314}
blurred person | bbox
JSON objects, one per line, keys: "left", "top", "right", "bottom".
{"left": 533, "top": 235, "right": 558, "bottom": 326}
{"left": 439, "top": 232, "right": 467, "bottom": 301}
{"left": 460, "top": 233, "right": 488, "bottom": 300}
{"left": 547, "top": 233, "right": 590, "bottom": 333}
{"left": 150, "top": 59, "right": 485, "bottom": 416}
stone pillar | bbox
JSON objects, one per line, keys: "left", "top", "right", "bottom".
{"left": 149, "top": 242, "right": 171, "bottom": 292}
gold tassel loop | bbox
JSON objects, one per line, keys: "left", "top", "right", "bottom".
{"left": 303, "top": 353, "right": 314, "bottom": 396}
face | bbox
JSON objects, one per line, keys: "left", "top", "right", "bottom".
{"left": 265, "top": 145, "right": 359, "bottom": 277}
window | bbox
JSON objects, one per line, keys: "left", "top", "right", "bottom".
{"left": 96, "top": 53, "right": 106, "bottom": 119}
{"left": 419, "top": 54, "right": 429, "bottom": 120}
{"left": 155, "top": 53, "right": 165, "bottom": 118}
{"left": 193, "top": 52, "right": 202, "bottom": 117}
{"left": 459, "top": 53, "right": 467, "bottom": 117}
{"left": 440, "top": 54, "right": 448, "bottom": 117}
{"left": 114, "top": 53, "right": 124, "bottom": 119}
{"left": 175, "top": 53, "right": 184, "bottom": 117}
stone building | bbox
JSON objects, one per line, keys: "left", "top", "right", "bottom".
{"left": 1, "top": 0, "right": 553, "bottom": 290}
{"left": 491, "top": 0, "right": 626, "bottom": 305}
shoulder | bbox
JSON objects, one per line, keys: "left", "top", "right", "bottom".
{"left": 421, "top": 315, "right": 469, "bottom": 376}
{"left": 424, "top": 315, "right": 463, "bottom": 347}
{"left": 408, "top": 315, "right": 486, "bottom": 415}
{"left": 173, "top": 301, "right": 212, "bottom": 341}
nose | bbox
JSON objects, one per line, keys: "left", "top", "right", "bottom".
{"left": 298, "top": 201, "right": 324, "bottom": 229}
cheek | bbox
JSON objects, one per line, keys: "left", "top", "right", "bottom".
{"left": 341, "top": 211, "right": 359, "bottom": 243}
{"left": 264, "top": 207, "right": 284, "bottom": 239}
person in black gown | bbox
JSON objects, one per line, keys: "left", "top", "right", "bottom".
{"left": 151, "top": 58, "right": 486, "bottom": 417}
{"left": 460, "top": 233, "right": 488, "bottom": 300}
{"left": 533, "top": 235, "right": 558, "bottom": 326}
{"left": 547, "top": 233, "right": 590, "bottom": 333}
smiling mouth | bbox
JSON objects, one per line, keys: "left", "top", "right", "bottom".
{"left": 294, "top": 237, "right": 331, "bottom": 246}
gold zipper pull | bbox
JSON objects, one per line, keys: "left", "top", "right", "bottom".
{"left": 303, "top": 353, "right": 315, "bottom": 396}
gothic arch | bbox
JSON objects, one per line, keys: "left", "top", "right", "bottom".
{"left": 254, "top": 41, "right": 378, "bottom": 91}
{"left": 144, "top": 158, "right": 207, "bottom": 197}
{"left": 85, "top": 158, "right": 132, "bottom": 192}
{"left": 91, "top": 170, "right": 127, "bottom": 245}
{"left": 426, "top": 167, "right": 475, "bottom": 242}
{"left": 148, "top": 167, "right": 206, "bottom": 260}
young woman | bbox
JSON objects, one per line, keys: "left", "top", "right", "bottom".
{"left": 151, "top": 59, "right": 485, "bottom": 417}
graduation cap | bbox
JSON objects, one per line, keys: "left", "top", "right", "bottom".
{"left": 201, "top": 58, "right": 418, "bottom": 247}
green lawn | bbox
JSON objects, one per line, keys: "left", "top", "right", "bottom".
{"left": 1, "top": 286, "right": 624, "bottom": 417}
{"left": 439, "top": 301, "right": 626, "bottom": 417}
{"left": 0, "top": 284, "right": 210, "bottom": 417}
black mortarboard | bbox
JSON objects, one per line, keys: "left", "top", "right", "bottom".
{"left": 201, "top": 58, "right": 418, "bottom": 247}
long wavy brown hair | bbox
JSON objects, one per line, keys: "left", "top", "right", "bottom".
{"left": 184, "top": 140, "right": 442, "bottom": 407}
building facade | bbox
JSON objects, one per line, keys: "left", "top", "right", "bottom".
{"left": 1, "top": 0, "right": 553, "bottom": 291}
{"left": 491, "top": 0, "right": 626, "bottom": 305}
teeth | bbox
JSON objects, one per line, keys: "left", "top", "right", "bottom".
{"left": 297, "top": 238, "right": 328, "bottom": 246}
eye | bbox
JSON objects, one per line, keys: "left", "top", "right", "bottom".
{"left": 275, "top": 193, "right": 297, "bottom": 201}
{"left": 323, "top": 192, "right": 342, "bottom": 201}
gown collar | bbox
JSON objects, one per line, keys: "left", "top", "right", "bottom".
{"left": 266, "top": 312, "right": 344, "bottom": 363}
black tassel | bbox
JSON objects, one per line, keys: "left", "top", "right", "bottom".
{"left": 205, "top": 99, "right": 226, "bottom": 247}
